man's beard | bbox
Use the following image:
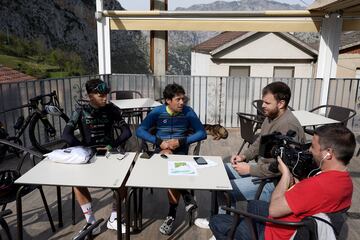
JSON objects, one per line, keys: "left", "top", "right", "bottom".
{"left": 266, "top": 108, "right": 280, "bottom": 120}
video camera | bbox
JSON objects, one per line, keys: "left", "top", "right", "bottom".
{"left": 259, "top": 130, "right": 318, "bottom": 179}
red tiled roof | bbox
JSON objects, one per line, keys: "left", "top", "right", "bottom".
{"left": 192, "top": 31, "right": 248, "bottom": 53}
{"left": 0, "top": 66, "right": 36, "bottom": 83}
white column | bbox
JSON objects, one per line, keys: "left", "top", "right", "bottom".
{"left": 150, "top": 0, "right": 167, "bottom": 76}
{"left": 317, "top": 13, "right": 342, "bottom": 106}
{"left": 96, "top": 0, "right": 111, "bottom": 74}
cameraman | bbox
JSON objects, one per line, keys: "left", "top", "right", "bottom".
{"left": 209, "top": 124, "right": 355, "bottom": 240}
{"left": 195, "top": 82, "right": 305, "bottom": 229}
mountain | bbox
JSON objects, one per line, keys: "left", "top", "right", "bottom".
{"left": 175, "top": 0, "right": 304, "bottom": 11}
{"left": 0, "top": 0, "right": 149, "bottom": 74}
{"left": 167, "top": 0, "right": 306, "bottom": 75}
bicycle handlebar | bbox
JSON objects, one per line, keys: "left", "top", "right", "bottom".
{"left": 0, "top": 91, "right": 59, "bottom": 114}
{"left": 29, "top": 91, "right": 56, "bottom": 102}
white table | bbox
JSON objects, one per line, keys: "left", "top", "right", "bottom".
{"left": 127, "top": 154, "right": 232, "bottom": 190}
{"left": 292, "top": 110, "right": 339, "bottom": 127}
{"left": 111, "top": 98, "right": 161, "bottom": 110}
{"left": 124, "top": 154, "right": 232, "bottom": 239}
{"left": 15, "top": 152, "right": 137, "bottom": 240}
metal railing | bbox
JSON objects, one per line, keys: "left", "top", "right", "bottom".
{"left": 0, "top": 74, "right": 359, "bottom": 147}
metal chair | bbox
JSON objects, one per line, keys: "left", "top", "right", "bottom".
{"left": 110, "top": 90, "right": 143, "bottom": 100}
{"left": 308, "top": 105, "right": 356, "bottom": 126}
{"left": 222, "top": 202, "right": 347, "bottom": 240}
{"left": 110, "top": 90, "right": 144, "bottom": 126}
{"left": 0, "top": 139, "right": 56, "bottom": 240}
{"left": 0, "top": 209, "right": 12, "bottom": 240}
{"left": 305, "top": 105, "right": 356, "bottom": 135}
{"left": 236, "top": 112, "right": 263, "bottom": 155}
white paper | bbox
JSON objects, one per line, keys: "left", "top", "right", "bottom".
{"left": 168, "top": 161, "right": 198, "bottom": 176}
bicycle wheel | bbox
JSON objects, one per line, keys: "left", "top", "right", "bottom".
{"left": 29, "top": 112, "right": 69, "bottom": 153}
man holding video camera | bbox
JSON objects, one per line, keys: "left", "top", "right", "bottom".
{"left": 209, "top": 124, "right": 355, "bottom": 240}
{"left": 195, "top": 82, "right": 304, "bottom": 229}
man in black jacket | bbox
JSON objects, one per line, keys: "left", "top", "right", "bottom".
{"left": 63, "top": 79, "right": 131, "bottom": 238}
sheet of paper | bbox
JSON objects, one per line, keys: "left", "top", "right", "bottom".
{"left": 168, "top": 161, "right": 198, "bottom": 176}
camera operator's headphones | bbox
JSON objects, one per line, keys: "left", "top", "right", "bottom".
{"left": 322, "top": 152, "right": 330, "bottom": 160}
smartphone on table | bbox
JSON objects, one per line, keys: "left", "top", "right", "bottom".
{"left": 96, "top": 148, "right": 108, "bottom": 156}
{"left": 194, "top": 156, "right": 207, "bottom": 165}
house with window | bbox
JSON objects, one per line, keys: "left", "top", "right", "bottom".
{"left": 191, "top": 32, "right": 318, "bottom": 78}
{"left": 337, "top": 31, "right": 360, "bottom": 78}
{"left": 191, "top": 31, "right": 360, "bottom": 79}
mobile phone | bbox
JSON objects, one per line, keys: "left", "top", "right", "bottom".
{"left": 96, "top": 149, "right": 107, "bottom": 156}
{"left": 194, "top": 156, "right": 207, "bottom": 165}
{"left": 140, "top": 152, "right": 154, "bottom": 159}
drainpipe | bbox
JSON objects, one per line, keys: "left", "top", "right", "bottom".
{"left": 316, "top": 13, "right": 342, "bottom": 109}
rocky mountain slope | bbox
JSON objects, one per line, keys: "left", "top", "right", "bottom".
{"left": 0, "top": 0, "right": 149, "bottom": 73}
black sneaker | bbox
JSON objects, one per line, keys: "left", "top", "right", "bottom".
{"left": 184, "top": 194, "right": 198, "bottom": 212}
{"left": 185, "top": 202, "right": 198, "bottom": 212}
{"left": 72, "top": 222, "right": 101, "bottom": 240}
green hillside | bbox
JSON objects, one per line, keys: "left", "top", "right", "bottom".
{"left": 0, "top": 33, "right": 85, "bottom": 79}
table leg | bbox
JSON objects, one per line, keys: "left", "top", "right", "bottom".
{"left": 138, "top": 188, "right": 143, "bottom": 230}
{"left": 72, "top": 187, "right": 75, "bottom": 225}
{"left": 211, "top": 191, "right": 219, "bottom": 216}
{"left": 133, "top": 188, "right": 140, "bottom": 231}
{"left": 16, "top": 186, "right": 25, "bottom": 240}
{"left": 56, "top": 186, "right": 63, "bottom": 227}
{"left": 113, "top": 189, "right": 122, "bottom": 240}
{"left": 126, "top": 189, "right": 134, "bottom": 240}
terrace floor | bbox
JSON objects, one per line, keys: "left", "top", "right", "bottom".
{"left": 1, "top": 128, "right": 360, "bottom": 240}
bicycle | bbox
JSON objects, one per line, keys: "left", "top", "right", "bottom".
{"left": 0, "top": 91, "right": 69, "bottom": 155}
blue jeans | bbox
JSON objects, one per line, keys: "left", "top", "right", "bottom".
{"left": 225, "top": 163, "right": 275, "bottom": 202}
{"left": 209, "top": 200, "right": 269, "bottom": 240}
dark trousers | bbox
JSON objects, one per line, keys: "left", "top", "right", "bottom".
{"left": 209, "top": 200, "right": 269, "bottom": 240}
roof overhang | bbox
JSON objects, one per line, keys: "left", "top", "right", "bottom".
{"left": 308, "top": 0, "right": 360, "bottom": 15}
{"left": 103, "top": 10, "right": 360, "bottom": 32}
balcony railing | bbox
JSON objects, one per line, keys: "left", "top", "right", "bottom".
{"left": 0, "top": 74, "right": 358, "bottom": 147}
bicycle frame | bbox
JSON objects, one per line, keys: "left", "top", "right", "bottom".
{"left": 0, "top": 91, "right": 67, "bottom": 149}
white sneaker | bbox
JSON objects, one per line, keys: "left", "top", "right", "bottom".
{"left": 194, "top": 218, "right": 210, "bottom": 229}
{"left": 107, "top": 218, "right": 132, "bottom": 233}
{"left": 209, "top": 235, "right": 216, "bottom": 240}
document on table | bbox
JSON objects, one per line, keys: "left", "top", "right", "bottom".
{"left": 168, "top": 161, "right": 198, "bottom": 176}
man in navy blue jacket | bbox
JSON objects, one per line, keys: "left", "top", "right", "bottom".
{"left": 136, "top": 83, "right": 206, "bottom": 235}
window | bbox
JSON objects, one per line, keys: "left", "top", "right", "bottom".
{"left": 229, "top": 66, "right": 250, "bottom": 77}
{"left": 273, "top": 67, "right": 295, "bottom": 78}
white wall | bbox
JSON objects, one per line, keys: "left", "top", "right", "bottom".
{"left": 191, "top": 51, "right": 211, "bottom": 76}
{"left": 191, "top": 33, "right": 315, "bottom": 78}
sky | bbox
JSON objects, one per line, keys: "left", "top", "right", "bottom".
{"left": 118, "top": 0, "right": 315, "bottom": 10}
